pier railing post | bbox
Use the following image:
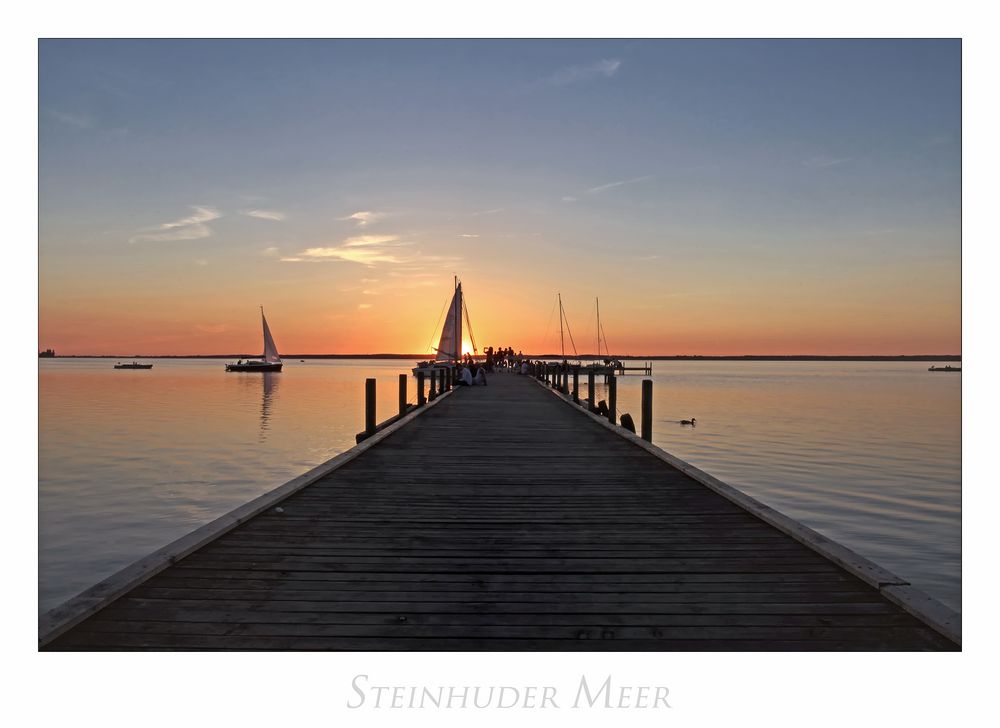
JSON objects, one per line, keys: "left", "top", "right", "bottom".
{"left": 587, "top": 369, "right": 595, "bottom": 411}
{"left": 608, "top": 374, "right": 617, "bottom": 425}
{"left": 561, "top": 366, "right": 568, "bottom": 394}
{"left": 641, "top": 378, "right": 652, "bottom": 442}
{"left": 417, "top": 371, "right": 426, "bottom": 406}
{"left": 365, "top": 378, "right": 376, "bottom": 436}
{"left": 399, "top": 373, "right": 407, "bottom": 417}
{"left": 429, "top": 369, "right": 437, "bottom": 400}
{"left": 443, "top": 366, "right": 450, "bottom": 392}
{"left": 572, "top": 366, "right": 579, "bottom": 404}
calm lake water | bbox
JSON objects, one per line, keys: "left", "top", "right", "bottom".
{"left": 38, "top": 358, "right": 961, "bottom": 613}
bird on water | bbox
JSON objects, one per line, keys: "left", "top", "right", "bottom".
{"left": 680, "top": 418, "right": 696, "bottom": 426}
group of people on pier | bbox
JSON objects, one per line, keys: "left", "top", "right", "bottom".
{"left": 454, "top": 345, "right": 536, "bottom": 386}
{"left": 483, "top": 345, "right": 526, "bottom": 372}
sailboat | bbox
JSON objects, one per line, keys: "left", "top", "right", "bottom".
{"left": 413, "top": 277, "right": 476, "bottom": 374}
{"left": 226, "top": 307, "right": 283, "bottom": 372}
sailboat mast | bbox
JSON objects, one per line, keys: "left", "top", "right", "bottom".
{"left": 453, "top": 275, "right": 458, "bottom": 362}
{"left": 558, "top": 293, "right": 565, "bottom": 359}
{"left": 260, "top": 305, "right": 265, "bottom": 361}
{"left": 595, "top": 298, "right": 599, "bottom": 358}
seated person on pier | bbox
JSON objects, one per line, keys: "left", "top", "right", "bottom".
{"left": 456, "top": 365, "right": 488, "bottom": 387}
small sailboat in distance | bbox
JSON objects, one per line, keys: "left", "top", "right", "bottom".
{"left": 226, "top": 307, "right": 283, "bottom": 372}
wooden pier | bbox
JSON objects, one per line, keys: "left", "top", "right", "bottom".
{"left": 41, "top": 370, "right": 959, "bottom": 650}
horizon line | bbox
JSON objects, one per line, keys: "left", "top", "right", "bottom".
{"left": 40, "top": 353, "right": 963, "bottom": 361}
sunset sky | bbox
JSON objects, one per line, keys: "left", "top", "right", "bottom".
{"left": 39, "top": 39, "right": 960, "bottom": 355}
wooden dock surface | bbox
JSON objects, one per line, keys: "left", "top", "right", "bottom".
{"left": 45, "top": 373, "right": 957, "bottom": 650}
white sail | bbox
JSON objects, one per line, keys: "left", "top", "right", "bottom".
{"left": 435, "top": 282, "right": 463, "bottom": 362}
{"left": 261, "top": 309, "right": 281, "bottom": 363}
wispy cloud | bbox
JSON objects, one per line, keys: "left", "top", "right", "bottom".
{"left": 244, "top": 209, "right": 286, "bottom": 221}
{"left": 538, "top": 59, "right": 622, "bottom": 87}
{"left": 470, "top": 208, "right": 503, "bottom": 217}
{"left": 460, "top": 234, "right": 480, "bottom": 238}
{"left": 129, "top": 206, "right": 222, "bottom": 243}
{"left": 292, "top": 247, "right": 406, "bottom": 265}
{"left": 802, "top": 155, "right": 852, "bottom": 169}
{"left": 344, "top": 234, "right": 400, "bottom": 247}
{"left": 47, "top": 109, "right": 95, "bottom": 129}
{"left": 261, "top": 246, "right": 281, "bottom": 257}
{"left": 586, "top": 175, "right": 652, "bottom": 194}
{"left": 562, "top": 175, "right": 653, "bottom": 203}
{"left": 358, "top": 303, "right": 373, "bottom": 310}
{"left": 281, "top": 234, "right": 412, "bottom": 266}
{"left": 339, "top": 210, "right": 385, "bottom": 227}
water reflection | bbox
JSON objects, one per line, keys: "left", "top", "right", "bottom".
{"left": 260, "top": 372, "right": 280, "bottom": 440}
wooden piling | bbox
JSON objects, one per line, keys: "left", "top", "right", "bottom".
{"left": 641, "top": 378, "right": 652, "bottom": 442}
{"left": 608, "top": 373, "right": 617, "bottom": 425}
{"left": 587, "top": 369, "right": 595, "bottom": 411}
{"left": 416, "top": 371, "right": 425, "bottom": 406}
{"left": 364, "top": 378, "right": 376, "bottom": 436}
{"left": 572, "top": 366, "right": 580, "bottom": 404}
{"left": 429, "top": 369, "right": 437, "bottom": 400}
{"left": 398, "top": 374, "right": 407, "bottom": 417}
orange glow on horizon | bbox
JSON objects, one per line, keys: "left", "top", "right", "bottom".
{"left": 38, "top": 255, "right": 961, "bottom": 357}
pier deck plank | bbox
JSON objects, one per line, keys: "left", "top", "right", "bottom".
{"left": 47, "top": 374, "right": 956, "bottom": 650}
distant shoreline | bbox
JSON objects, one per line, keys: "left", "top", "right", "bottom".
{"left": 42, "top": 354, "right": 962, "bottom": 362}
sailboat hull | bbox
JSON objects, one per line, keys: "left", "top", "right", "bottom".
{"left": 225, "top": 362, "right": 283, "bottom": 372}
{"left": 412, "top": 363, "right": 455, "bottom": 376}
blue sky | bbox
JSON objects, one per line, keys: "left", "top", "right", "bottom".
{"left": 39, "top": 39, "right": 961, "bottom": 354}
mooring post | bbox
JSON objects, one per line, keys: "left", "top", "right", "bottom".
{"left": 641, "top": 378, "right": 652, "bottom": 442}
{"left": 572, "top": 366, "right": 580, "bottom": 404}
{"left": 443, "top": 366, "right": 450, "bottom": 392}
{"left": 416, "top": 371, "right": 426, "bottom": 406}
{"left": 587, "top": 369, "right": 595, "bottom": 411}
{"left": 398, "top": 374, "right": 407, "bottom": 417}
{"left": 608, "top": 374, "right": 617, "bottom": 425}
{"left": 561, "top": 366, "right": 568, "bottom": 394}
{"left": 365, "top": 378, "right": 376, "bottom": 436}
{"left": 429, "top": 369, "right": 437, "bottom": 400}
